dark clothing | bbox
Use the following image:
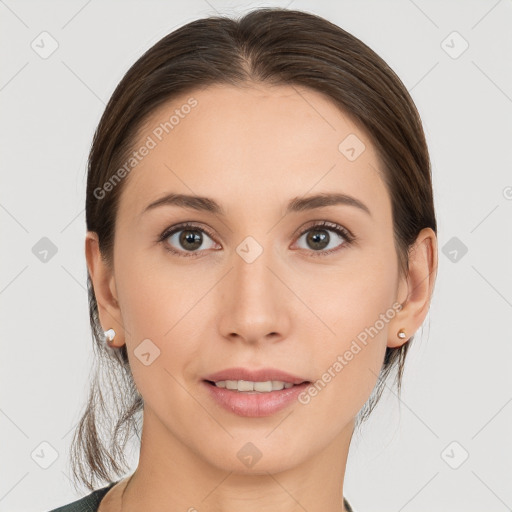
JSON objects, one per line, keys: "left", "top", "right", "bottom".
{"left": 48, "top": 481, "right": 355, "bottom": 511}
{"left": 47, "top": 482, "right": 116, "bottom": 512}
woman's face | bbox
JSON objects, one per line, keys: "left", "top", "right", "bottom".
{"left": 96, "top": 83, "right": 413, "bottom": 473}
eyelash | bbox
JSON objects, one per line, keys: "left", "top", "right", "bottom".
{"left": 157, "top": 221, "right": 355, "bottom": 259}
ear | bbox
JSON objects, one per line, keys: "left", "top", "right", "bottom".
{"left": 388, "top": 227, "right": 438, "bottom": 348}
{"left": 85, "top": 231, "right": 125, "bottom": 347}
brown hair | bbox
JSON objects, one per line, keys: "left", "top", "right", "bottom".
{"left": 72, "top": 7, "right": 437, "bottom": 491}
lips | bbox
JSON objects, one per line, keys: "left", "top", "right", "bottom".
{"left": 202, "top": 379, "right": 311, "bottom": 417}
{"left": 202, "top": 367, "right": 310, "bottom": 385}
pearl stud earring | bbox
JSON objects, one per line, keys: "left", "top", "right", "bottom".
{"left": 104, "top": 328, "right": 116, "bottom": 346}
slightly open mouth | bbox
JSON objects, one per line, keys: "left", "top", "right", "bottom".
{"left": 204, "top": 380, "right": 310, "bottom": 389}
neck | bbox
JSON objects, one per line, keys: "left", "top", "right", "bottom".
{"left": 120, "top": 407, "right": 355, "bottom": 512}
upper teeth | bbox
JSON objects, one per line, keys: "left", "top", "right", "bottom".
{"left": 215, "top": 380, "right": 295, "bottom": 392}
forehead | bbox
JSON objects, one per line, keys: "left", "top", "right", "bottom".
{"left": 117, "top": 83, "right": 388, "bottom": 222}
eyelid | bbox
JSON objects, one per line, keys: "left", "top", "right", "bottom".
{"left": 293, "top": 219, "right": 354, "bottom": 241}
{"left": 166, "top": 222, "right": 217, "bottom": 241}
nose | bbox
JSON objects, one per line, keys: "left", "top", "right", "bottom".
{"left": 217, "top": 242, "right": 291, "bottom": 345}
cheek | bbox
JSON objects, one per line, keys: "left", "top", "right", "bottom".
{"left": 115, "top": 245, "right": 192, "bottom": 335}
{"left": 302, "top": 248, "right": 398, "bottom": 409}
{"left": 309, "top": 242, "right": 398, "bottom": 336}
{"left": 114, "top": 248, "right": 207, "bottom": 374}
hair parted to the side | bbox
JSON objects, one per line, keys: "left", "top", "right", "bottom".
{"left": 72, "top": 7, "right": 437, "bottom": 491}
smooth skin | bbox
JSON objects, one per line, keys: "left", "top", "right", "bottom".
{"left": 87, "top": 83, "right": 438, "bottom": 512}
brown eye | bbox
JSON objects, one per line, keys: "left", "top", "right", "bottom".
{"left": 304, "top": 229, "right": 330, "bottom": 250}
{"left": 159, "top": 223, "right": 218, "bottom": 257}
{"left": 177, "top": 229, "right": 203, "bottom": 251}
{"left": 295, "top": 221, "right": 353, "bottom": 256}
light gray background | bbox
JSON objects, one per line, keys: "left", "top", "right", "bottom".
{"left": 1, "top": 1, "right": 511, "bottom": 511}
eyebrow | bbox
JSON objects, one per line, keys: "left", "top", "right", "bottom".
{"left": 141, "top": 192, "right": 371, "bottom": 218}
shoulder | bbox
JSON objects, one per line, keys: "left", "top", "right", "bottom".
{"left": 46, "top": 482, "right": 117, "bottom": 512}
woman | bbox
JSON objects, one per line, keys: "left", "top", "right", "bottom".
{"left": 50, "top": 7, "right": 438, "bottom": 512}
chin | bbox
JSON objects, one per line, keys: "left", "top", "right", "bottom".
{"left": 197, "top": 436, "right": 308, "bottom": 476}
